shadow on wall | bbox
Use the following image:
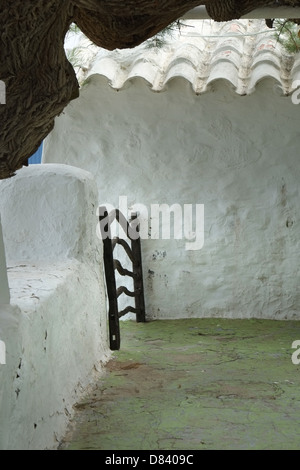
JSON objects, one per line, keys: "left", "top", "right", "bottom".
{"left": 0, "top": 215, "right": 9, "bottom": 304}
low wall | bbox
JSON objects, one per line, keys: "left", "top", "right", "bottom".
{"left": 0, "top": 165, "right": 110, "bottom": 450}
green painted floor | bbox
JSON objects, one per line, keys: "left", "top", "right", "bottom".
{"left": 59, "top": 318, "right": 300, "bottom": 450}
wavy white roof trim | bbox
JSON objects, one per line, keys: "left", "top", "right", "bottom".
{"left": 85, "top": 19, "right": 300, "bottom": 96}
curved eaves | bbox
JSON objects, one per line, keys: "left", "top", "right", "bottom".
{"left": 85, "top": 20, "right": 300, "bottom": 97}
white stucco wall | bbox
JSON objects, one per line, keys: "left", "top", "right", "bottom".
{"left": 0, "top": 165, "right": 110, "bottom": 449}
{"left": 43, "top": 77, "right": 300, "bottom": 320}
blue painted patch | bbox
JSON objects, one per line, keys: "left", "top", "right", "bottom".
{"left": 28, "top": 142, "right": 43, "bottom": 165}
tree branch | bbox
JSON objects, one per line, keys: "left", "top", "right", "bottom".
{"left": 1, "top": 0, "right": 300, "bottom": 179}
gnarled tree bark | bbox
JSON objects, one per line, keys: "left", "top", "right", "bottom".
{"left": 0, "top": 0, "right": 299, "bottom": 179}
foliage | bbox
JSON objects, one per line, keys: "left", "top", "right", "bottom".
{"left": 68, "top": 23, "right": 81, "bottom": 35}
{"left": 273, "top": 19, "right": 300, "bottom": 53}
{"left": 145, "top": 20, "right": 186, "bottom": 48}
{"left": 65, "top": 24, "right": 96, "bottom": 84}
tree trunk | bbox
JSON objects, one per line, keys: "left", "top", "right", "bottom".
{"left": 0, "top": 1, "right": 78, "bottom": 179}
{"left": 0, "top": 0, "right": 299, "bottom": 179}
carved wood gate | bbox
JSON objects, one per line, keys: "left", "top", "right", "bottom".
{"left": 99, "top": 206, "right": 146, "bottom": 350}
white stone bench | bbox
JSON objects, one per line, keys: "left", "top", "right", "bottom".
{"left": 0, "top": 164, "right": 110, "bottom": 450}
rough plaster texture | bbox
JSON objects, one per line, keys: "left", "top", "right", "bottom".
{"left": 43, "top": 77, "right": 300, "bottom": 321}
{"left": 0, "top": 165, "right": 110, "bottom": 449}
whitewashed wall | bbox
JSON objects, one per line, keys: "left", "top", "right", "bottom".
{"left": 44, "top": 77, "right": 300, "bottom": 320}
{"left": 0, "top": 165, "right": 110, "bottom": 449}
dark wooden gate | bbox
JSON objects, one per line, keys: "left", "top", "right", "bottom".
{"left": 99, "top": 206, "right": 146, "bottom": 350}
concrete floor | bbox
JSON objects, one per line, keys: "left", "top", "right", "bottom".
{"left": 59, "top": 318, "right": 300, "bottom": 450}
